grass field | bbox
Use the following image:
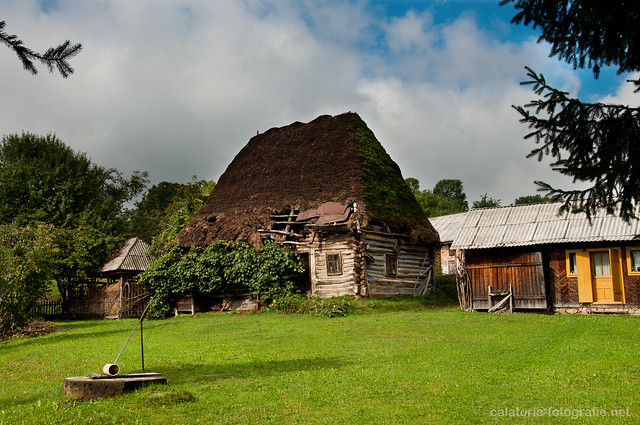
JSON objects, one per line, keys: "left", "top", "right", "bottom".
{"left": 1, "top": 301, "right": 639, "bottom": 424}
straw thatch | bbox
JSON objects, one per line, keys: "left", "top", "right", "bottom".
{"left": 178, "top": 112, "right": 438, "bottom": 247}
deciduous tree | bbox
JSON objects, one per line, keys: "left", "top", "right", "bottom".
{"left": 514, "top": 194, "right": 552, "bottom": 205}
{"left": 406, "top": 178, "right": 469, "bottom": 217}
{"left": 472, "top": 194, "right": 501, "bottom": 209}
{"left": 0, "top": 133, "right": 147, "bottom": 302}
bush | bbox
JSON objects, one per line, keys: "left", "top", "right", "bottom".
{"left": 268, "top": 295, "right": 355, "bottom": 317}
{"left": 433, "top": 273, "right": 458, "bottom": 301}
{"left": 0, "top": 224, "right": 56, "bottom": 338}
{"left": 140, "top": 240, "right": 304, "bottom": 317}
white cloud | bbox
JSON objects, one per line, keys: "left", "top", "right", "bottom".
{"left": 0, "top": 0, "right": 598, "bottom": 207}
{"left": 598, "top": 73, "right": 640, "bottom": 107}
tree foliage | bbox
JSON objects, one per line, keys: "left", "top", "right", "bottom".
{"left": 472, "top": 194, "right": 501, "bottom": 209}
{"left": 0, "top": 223, "right": 56, "bottom": 338}
{"left": 515, "top": 68, "right": 640, "bottom": 220}
{"left": 140, "top": 240, "right": 304, "bottom": 317}
{"left": 128, "top": 178, "right": 215, "bottom": 245}
{"left": 407, "top": 178, "right": 469, "bottom": 217}
{"left": 500, "top": 0, "right": 640, "bottom": 77}
{"left": 0, "top": 133, "right": 147, "bottom": 300}
{"left": 433, "top": 179, "right": 469, "bottom": 212}
{"left": 513, "top": 194, "right": 552, "bottom": 205}
{"left": 0, "top": 20, "right": 82, "bottom": 78}
{"left": 501, "top": 0, "right": 640, "bottom": 220}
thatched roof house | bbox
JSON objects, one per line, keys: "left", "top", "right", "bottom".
{"left": 179, "top": 112, "right": 439, "bottom": 297}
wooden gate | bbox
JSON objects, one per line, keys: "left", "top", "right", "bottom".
{"left": 120, "top": 282, "right": 148, "bottom": 318}
{"left": 466, "top": 252, "right": 547, "bottom": 310}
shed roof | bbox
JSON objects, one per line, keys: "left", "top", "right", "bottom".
{"left": 98, "top": 238, "right": 150, "bottom": 274}
{"left": 430, "top": 203, "right": 640, "bottom": 250}
{"left": 428, "top": 211, "right": 467, "bottom": 244}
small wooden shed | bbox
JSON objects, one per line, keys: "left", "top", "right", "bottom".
{"left": 76, "top": 238, "right": 150, "bottom": 318}
{"left": 430, "top": 203, "right": 640, "bottom": 314}
{"left": 178, "top": 112, "right": 440, "bottom": 298}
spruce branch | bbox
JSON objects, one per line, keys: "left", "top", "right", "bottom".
{"left": 515, "top": 67, "right": 640, "bottom": 222}
{"left": 0, "top": 20, "right": 82, "bottom": 78}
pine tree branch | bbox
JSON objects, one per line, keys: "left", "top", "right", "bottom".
{"left": 0, "top": 20, "right": 82, "bottom": 78}
{"left": 515, "top": 67, "right": 640, "bottom": 222}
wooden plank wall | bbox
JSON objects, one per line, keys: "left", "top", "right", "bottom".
{"left": 309, "top": 234, "right": 358, "bottom": 297}
{"left": 466, "top": 252, "right": 547, "bottom": 309}
{"left": 363, "top": 233, "right": 430, "bottom": 297}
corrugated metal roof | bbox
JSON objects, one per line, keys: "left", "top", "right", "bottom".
{"left": 428, "top": 212, "right": 467, "bottom": 243}
{"left": 98, "top": 238, "right": 150, "bottom": 274}
{"left": 430, "top": 203, "right": 640, "bottom": 250}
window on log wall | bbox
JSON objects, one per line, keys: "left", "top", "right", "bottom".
{"left": 326, "top": 253, "right": 342, "bottom": 275}
{"left": 385, "top": 253, "right": 397, "bottom": 276}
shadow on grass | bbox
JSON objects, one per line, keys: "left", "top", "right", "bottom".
{"left": 159, "top": 356, "right": 352, "bottom": 384}
{"left": 0, "top": 390, "right": 53, "bottom": 409}
{"left": 0, "top": 319, "right": 173, "bottom": 352}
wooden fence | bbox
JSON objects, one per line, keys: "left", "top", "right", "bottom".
{"left": 35, "top": 300, "right": 63, "bottom": 317}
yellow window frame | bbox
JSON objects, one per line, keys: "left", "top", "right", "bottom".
{"left": 626, "top": 246, "right": 640, "bottom": 276}
{"left": 565, "top": 250, "right": 579, "bottom": 277}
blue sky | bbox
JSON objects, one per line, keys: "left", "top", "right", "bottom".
{"left": 1, "top": 0, "right": 637, "bottom": 207}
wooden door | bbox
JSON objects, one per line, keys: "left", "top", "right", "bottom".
{"left": 591, "top": 251, "right": 614, "bottom": 302}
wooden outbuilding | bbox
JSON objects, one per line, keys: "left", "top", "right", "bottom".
{"left": 430, "top": 203, "right": 640, "bottom": 313}
{"left": 178, "top": 112, "right": 440, "bottom": 297}
{"left": 67, "top": 238, "right": 150, "bottom": 318}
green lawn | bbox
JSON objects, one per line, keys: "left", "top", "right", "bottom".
{"left": 1, "top": 305, "right": 639, "bottom": 424}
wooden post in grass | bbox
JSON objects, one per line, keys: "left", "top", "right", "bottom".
{"left": 141, "top": 318, "right": 144, "bottom": 371}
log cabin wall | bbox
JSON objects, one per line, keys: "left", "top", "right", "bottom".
{"left": 362, "top": 232, "right": 431, "bottom": 297}
{"left": 301, "top": 233, "right": 358, "bottom": 298}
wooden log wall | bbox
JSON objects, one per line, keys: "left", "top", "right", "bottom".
{"left": 363, "top": 232, "right": 431, "bottom": 297}
{"left": 307, "top": 234, "right": 358, "bottom": 298}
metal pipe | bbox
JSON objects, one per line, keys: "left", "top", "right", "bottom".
{"left": 103, "top": 294, "right": 156, "bottom": 375}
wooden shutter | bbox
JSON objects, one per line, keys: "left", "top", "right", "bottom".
{"left": 576, "top": 251, "right": 593, "bottom": 303}
{"left": 610, "top": 248, "right": 625, "bottom": 303}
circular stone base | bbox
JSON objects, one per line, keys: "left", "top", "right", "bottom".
{"left": 63, "top": 373, "right": 167, "bottom": 400}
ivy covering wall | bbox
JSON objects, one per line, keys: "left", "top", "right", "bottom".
{"left": 140, "top": 240, "right": 304, "bottom": 317}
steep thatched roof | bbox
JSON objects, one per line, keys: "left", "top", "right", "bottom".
{"left": 178, "top": 112, "right": 438, "bottom": 247}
